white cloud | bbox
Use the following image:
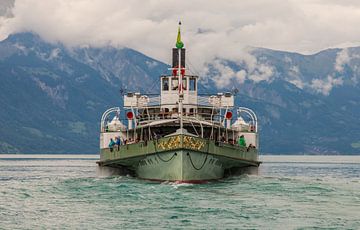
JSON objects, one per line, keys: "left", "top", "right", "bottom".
{"left": 248, "top": 64, "right": 274, "bottom": 83}
{"left": 0, "top": 0, "right": 14, "bottom": 17}
{"left": 335, "top": 49, "right": 350, "bottom": 72}
{"left": 235, "top": 70, "right": 247, "bottom": 83}
{"left": 286, "top": 65, "right": 305, "bottom": 89}
{"left": 211, "top": 60, "right": 244, "bottom": 88}
{"left": 2, "top": 0, "right": 360, "bottom": 89}
{"left": 207, "top": 55, "right": 274, "bottom": 88}
{"left": 48, "top": 48, "right": 61, "bottom": 60}
{"left": 310, "top": 75, "right": 343, "bottom": 96}
{"left": 333, "top": 48, "right": 360, "bottom": 84}
{"left": 334, "top": 48, "right": 360, "bottom": 73}
{"left": 2, "top": 1, "right": 360, "bottom": 60}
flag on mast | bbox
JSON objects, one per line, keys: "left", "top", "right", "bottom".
{"left": 176, "top": 21, "right": 184, "bottom": 49}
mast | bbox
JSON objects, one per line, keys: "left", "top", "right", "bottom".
{"left": 175, "top": 21, "right": 185, "bottom": 132}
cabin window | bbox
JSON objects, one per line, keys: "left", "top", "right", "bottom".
{"left": 189, "top": 78, "right": 196, "bottom": 91}
{"left": 182, "top": 78, "right": 187, "bottom": 90}
{"left": 162, "top": 78, "right": 169, "bottom": 91}
{"left": 172, "top": 77, "right": 179, "bottom": 90}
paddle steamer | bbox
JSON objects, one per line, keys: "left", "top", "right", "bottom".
{"left": 97, "top": 23, "right": 261, "bottom": 182}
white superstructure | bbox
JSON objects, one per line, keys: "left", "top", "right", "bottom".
{"left": 101, "top": 22, "right": 259, "bottom": 152}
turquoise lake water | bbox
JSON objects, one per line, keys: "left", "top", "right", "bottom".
{"left": 0, "top": 155, "right": 359, "bottom": 229}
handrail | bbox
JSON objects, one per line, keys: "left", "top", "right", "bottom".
{"left": 100, "top": 107, "right": 120, "bottom": 132}
{"left": 136, "top": 110, "right": 223, "bottom": 123}
{"left": 182, "top": 116, "right": 204, "bottom": 138}
{"left": 237, "top": 107, "right": 258, "bottom": 133}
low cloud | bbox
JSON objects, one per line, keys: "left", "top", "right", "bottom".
{"left": 206, "top": 54, "right": 274, "bottom": 88}
{"left": 2, "top": 0, "right": 360, "bottom": 90}
{"left": 248, "top": 63, "right": 274, "bottom": 83}
{"left": 2, "top": 1, "right": 360, "bottom": 58}
{"left": 310, "top": 75, "right": 343, "bottom": 96}
{"left": 334, "top": 48, "right": 360, "bottom": 84}
{"left": 0, "top": 0, "right": 14, "bottom": 17}
{"left": 286, "top": 65, "right": 305, "bottom": 89}
{"left": 335, "top": 49, "right": 350, "bottom": 72}
{"left": 210, "top": 60, "right": 243, "bottom": 88}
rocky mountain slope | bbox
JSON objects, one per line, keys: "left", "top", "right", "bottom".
{"left": 0, "top": 33, "right": 166, "bottom": 153}
{"left": 0, "top": 32, "right": 359, "bottom": 154}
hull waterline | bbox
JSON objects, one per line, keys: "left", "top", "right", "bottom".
{"left": 97, "top": 135, "right": 261, "bottom": 183}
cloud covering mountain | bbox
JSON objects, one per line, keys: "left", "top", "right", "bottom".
{"left": 2, "top": 0, "right": 360, "bottom": 74}
{"left": 0, "top": 32, "right": 166, "bottom": 153}
{"left": 0, "top": 32, "right": 360, "bottom": 154}
{"left": 209, "top": 46, "right": 360, "bottom": 96}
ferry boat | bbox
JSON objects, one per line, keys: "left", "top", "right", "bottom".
{"left": 97, "top": 23, "right": 261, "bottom": 183}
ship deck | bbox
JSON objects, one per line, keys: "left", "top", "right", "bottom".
{"left": 97, "top": 134, "right": 260, "bottom": 169}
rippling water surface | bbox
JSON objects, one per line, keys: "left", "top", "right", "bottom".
{"left": 0, "top": 155, "right": 359, "bottom": 229}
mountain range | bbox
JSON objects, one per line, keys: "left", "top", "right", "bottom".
{"left": 0, "top": 32, "right": 359, "bottom": 154}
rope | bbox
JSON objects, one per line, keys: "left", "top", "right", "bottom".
{"left": 153, "top": 139, "right": 176, "bottom": 162}
{"left": 157, "top": 152, "right": 177, "bottom": 162}
{"left": 146, "top": 76, "right": 161, "bottom": 94}
{"left": 189, "top": 119, "right": 199, "bottom": 136}
{"left": 187, "top": 152, "right": 208, "bottom": 170}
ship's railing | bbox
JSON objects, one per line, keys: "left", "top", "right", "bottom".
{"left": 100, "top": 107, "right": 121, "bottom": 132}
{"left": 100, "top": 134, "right": 258, "bottom": 162}
{"left": 101, "top": 105, "right": 258, "bottom": 134}
{"left": 147, "top": 96, "right": 161, "bottom": 106}
{"left": 126, "top": 95, "right": 233, "bottom": 108}
{"left": 130, "top": 104, "right": 254, "bottom": 126}
{"left": 237, "top": 107, "right": 258, "bottom": 133}
{"left": 130, "top": 95, "right": 224, "bottom": 107}
{"left": 197, "top": 96, "right": 212, "bottom": 106}
{"left": 135, "top": 108, "right": 223, "bottom": 124}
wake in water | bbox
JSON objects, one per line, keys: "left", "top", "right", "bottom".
{"left": 96, "top": 165, "right": 134, "bottom": 178}
{"left": 1, "top": 155, "right": 359, "bottom": 229}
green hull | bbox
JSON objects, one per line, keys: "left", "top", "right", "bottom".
{"left": 136, "top": 150, "right": 224, "bottom": 182}
{"left": 97, "top": 134, "right": 260, "bottom": 182}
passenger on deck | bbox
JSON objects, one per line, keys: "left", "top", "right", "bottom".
{"left": 108, "top": 138, "right": 115, "bottom": 152}
{"left": 163, "top": 81, "right": 169, "bottom": 90}
{"left": 247, "top": 143, "right": 256, "bottom": 152}
{"left": 220, "top": 134, "right": 226, "bottom": 142}
{"left": 238, "top": 135, "right": 246, "bottom": 147}
{"left": 115, "top": 136, "right": 121, "bottom": 151}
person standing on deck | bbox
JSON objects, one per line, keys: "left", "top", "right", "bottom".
{"left": 109, "top": 138, "right": 115, "bottom": 152}
{"left": 238, "top": 135, "right": 246, "bottom": 147}
{"left": 115, "top": 136, "right": 121, "bottom": 151}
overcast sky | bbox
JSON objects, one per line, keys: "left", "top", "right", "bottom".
{"left": 1, "top": 0, "right": 360, "bottom": 71}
